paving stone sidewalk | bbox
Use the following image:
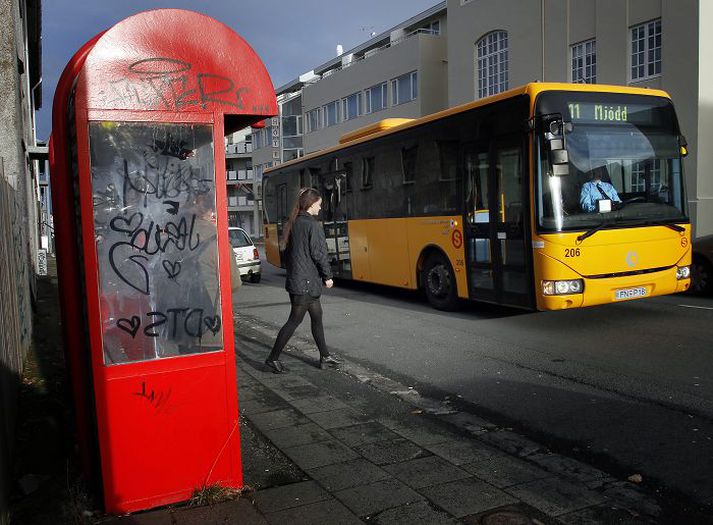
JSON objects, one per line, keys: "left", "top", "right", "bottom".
{"left": 240, "top": 319, "right": 662, "bottom": 524}
{"left": 104, "top": 318, "right": 662, "bottom": 525}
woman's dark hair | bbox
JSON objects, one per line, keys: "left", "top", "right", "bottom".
{"left": 281, "top": 187, "right": 321, "bottom": 248}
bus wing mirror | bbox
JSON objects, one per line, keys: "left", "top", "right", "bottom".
{"left": 545, "top": 117, "right": 571, "bottom": 176}
{"left": 550, "top": 149, "right": 569, "bottom": 165}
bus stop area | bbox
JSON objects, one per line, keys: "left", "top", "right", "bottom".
{"left": 10, "top": 261, "right": 675, "bottom": 525}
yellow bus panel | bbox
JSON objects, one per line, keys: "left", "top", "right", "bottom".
{"left": 348, "top": 219, "right": 411, "bottom": 287}
{"left": 264, "top": 224, "right": 280, "bottom": 268}
{"left": 346, "top": 216, "right": 468, "bottom": 298}
{"left": 347, "top": 220, "right": 371, "bottom": 282}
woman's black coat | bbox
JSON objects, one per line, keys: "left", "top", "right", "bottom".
{"left": 284, "top": 212, "right": 333, "bottom": 297}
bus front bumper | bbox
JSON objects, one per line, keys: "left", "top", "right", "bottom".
{"left": 539, "top": 267, "right": 690, "bottom": 310}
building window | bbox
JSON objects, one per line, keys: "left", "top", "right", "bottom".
{"left": 365, "top": 82, "right": 387, "bottom": 114}
{"left": 342, "top": 92, "right": 361, "bottom": 121}
{"left": 631, "top": 19, "right": 661, "bottom": 81}
{"left": 306, "top": 108, "right": 322, "bottom": 133}
{"left": 282, "top": 115, "right": 302, "bottom": 137}
{"left": 362, "top": 156, "right": 375, "bottom": 188}
{"left": 324, "top": 100, "right": 339, "bottom": 127}
{"left": 476, "top": 30, "right": 508, "bottom": 98}
{"left": 253, "top": 127, "right": 270, "bottom": 149}
{"left": 391, "top": 71, "right": 418, "bottom": 106}
{"left": 631, "top": 160, "right": 661, "bottom": 192}
{"left": 571, "top": 39, "right": 596, "bottom": 84}
{"left": 283, "top": 149, "right": 304, "bottom": 162}
{"left": 422, "top": 20, "right": 440, "bottom": 35}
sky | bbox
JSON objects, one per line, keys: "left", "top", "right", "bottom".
{"left": 37, "top": 0, "right": 441, "bottom": 141}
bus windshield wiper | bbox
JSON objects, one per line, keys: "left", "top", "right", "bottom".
{"left": 576, "top": 222, "right": 608, "bottom": 243}
{"left": 641, "top": 220, "right": 685, "bottom": 232}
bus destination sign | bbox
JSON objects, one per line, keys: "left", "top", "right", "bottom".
{"left": 567, "top": 102, "right": 662, "bottom": 125}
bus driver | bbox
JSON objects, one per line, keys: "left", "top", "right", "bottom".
{"left": 580, "top": 165, "right": 621, "bottom": 212}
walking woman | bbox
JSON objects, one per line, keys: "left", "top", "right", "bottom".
{"left": 265, "top": 188, "right": 340, "bottom": 373}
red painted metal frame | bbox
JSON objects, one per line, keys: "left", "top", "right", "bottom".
{"left": 50, "top": 31, "right": 107, "bottom": 485}
{"left": 51, "top": 9, "right": 276, "bottom": 514}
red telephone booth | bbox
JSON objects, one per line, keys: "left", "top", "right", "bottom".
{"left": 49, "top": 10, "right": 276, "bottom": 513}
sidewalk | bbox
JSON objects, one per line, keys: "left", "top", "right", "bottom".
{"left": 103, "top": 316, "right": 663, "bottom": 525}
{"left": 11, "top": 264, "right": 680, "bottom": 524}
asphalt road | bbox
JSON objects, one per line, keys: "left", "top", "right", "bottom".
{"left": 235, "top": 253, "right": 713, "bottom": 510}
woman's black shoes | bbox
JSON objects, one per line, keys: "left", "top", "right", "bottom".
{"left": 319, "top": 355, "right": 341, "bottom": 369}
{"left": 264, "top": 359, "right": 287, "bottom": 374}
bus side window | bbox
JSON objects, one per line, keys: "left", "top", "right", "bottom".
{"left": 438, "top": 141, "right": 459, "bottom": 213}
{"left": 361, "top": 157, "right": 375, "bottom": 189}
{"left": 278, "top": 183, "right": 287, "bottom": 222}
{"left": 465, "top": 152, "right": 489, "bottom": 224}
{"left": 309, "top": 167, "right": 321, "bottom": 189}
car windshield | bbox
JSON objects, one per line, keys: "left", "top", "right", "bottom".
{"left": 535, "top": 92, "right": 688, "bottom": 232}
{"left": 229, "top": 229, "right": 252, "bottom": 248}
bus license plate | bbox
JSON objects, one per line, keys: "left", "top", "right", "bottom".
{"left": 614, "top": 287, "right": 647, "bottom": 300}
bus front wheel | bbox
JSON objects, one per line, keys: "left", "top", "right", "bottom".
{"left": 423, "top": 253, "right": 459, "bottom": 311}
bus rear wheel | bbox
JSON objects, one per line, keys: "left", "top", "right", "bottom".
{"left": 423, "top": 253, "right": 459, "bottom": 311}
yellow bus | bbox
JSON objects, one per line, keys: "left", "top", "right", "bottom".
{"left": 263, "top": 83, "right": 691, "bottom": 310}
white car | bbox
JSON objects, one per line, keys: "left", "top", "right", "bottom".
{"left": 228, "top": 227, "right": 261, "bottom": 283}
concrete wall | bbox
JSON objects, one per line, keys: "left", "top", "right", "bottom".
{"left": 446, "top": 0, "right": 711, "bottom": 236}
{"left": 447, "top": 0, "right": 544, "bottom": 105}
{"left": 0, "top": 0, "right": 39, "bottom": 522}
{"left": 695, "top": 0, "right": 713, "bottom": 236}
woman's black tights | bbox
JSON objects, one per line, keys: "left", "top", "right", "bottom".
{"left": 268, "top": 295, "right": 329, "bottom": 361}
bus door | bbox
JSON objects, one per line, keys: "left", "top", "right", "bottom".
{"left": 493, "top": 136, "right": 532, "bottom": 308}
{"left": 463, "top": 137, "right": 532, "bottom": 307}
{"left": 463, "top": 141, "right": 497, "bottom": 303}
{"left": 319, "top": 171, "right": 351, "bottom": 278}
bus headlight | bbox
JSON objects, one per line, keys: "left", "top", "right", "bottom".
{"left": 542, "top": 279, "right": 584, "bottom": 295}
{"left": 676, "top": 266, "right": 691, "bottom": 280}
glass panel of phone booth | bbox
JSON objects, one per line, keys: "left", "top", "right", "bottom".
{"left": 89, "top": 122, "right": 223, "bottom": 365}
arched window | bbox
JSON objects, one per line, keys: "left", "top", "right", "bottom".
{"left": 476, "top": 31, "right": 509, "bottom": 98}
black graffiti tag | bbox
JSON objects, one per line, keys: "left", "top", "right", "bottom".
{"left": 104, "top": 58, "right": 251, "bottom": 111}
{"left": 162, "top": 260, "right": 181, "bottom": 279}
{"left": 115, "top": 308, "right": 222, "bottom": 340}
{"left": 133, "top": 381, "right": 172, "bottom": 410}
{"left": 117, "top": 315, "right": 141, "bottom": 338}
{"left": 108, "top": 213, "right": 199, "bottom": 294}
{"left": 203, "top": 315, "right": 221, "bottom": 336}
{"left": 122, "top": 155, "right": 212, "bottom": 208}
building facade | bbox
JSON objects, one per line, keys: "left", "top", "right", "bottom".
{"left": 225, "top": 129, "right": 260, "bottom": 237}
{"left": 252, "top": 0, "right": 711, "bottom": 237}
{"left": 0, "top": 0, "right": 42, "bottom": 523}
{"left": 300, "top": 4, "right": 447, "bottom": 153}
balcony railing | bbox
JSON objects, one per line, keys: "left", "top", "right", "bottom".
{"left": 226, "top": 142, "right": 253, "bottom": 155}
{"left": 228, "top": 196, "right": 254, "bottom": 208}
{"left": 314, "top": 28, "right": 439, "bottom": 84}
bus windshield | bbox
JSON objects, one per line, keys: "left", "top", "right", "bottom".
{"left": 535, "top": 92, "right": 688, "bottom": 232}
